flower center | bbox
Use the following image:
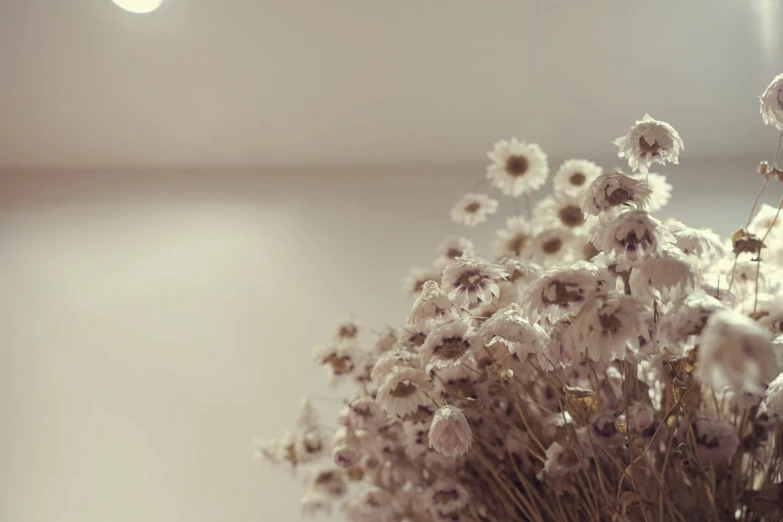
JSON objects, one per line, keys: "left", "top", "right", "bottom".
{"left": 569, "top": 172, "right": 586, "bottom": 186}
{"left": 433, "top": 336, "right": 470, "bottom": 359}
{"left": 445, "top": 248, "right": 463, "bottom": 259}
{"left": 505, "top": 155, "right": 529, "bottom": 177}
{"left": 433, "top": 489, "right": 460, "bottom": 504}
{"left": 599, "top": 312, "right": 622, "bottom": 333}
{"left": 638, "top": 137, "right": 662, "bottom": 157}
{"left": 456, "top": 269, "right": 482, "bottom": 287}
{"left": 338, "top": 325, "right": 357, "bottom": 338}
{"left": 607, "top": 187, "right": 633, "bottom": 206}
{"left": 558, "top": 205, "right": 585, "bottom": 227}
{"left": 543, "top": 281, "right": 583, "bottom": 306}
{"left": 326, "top": 354, "right": 354, "bottom": 374}
{"left": 390, "top": 381, "right": 418, "bottom": 398}
{"left": 620, "top": 230, "right": 653, "bottom": 252}
{"left": 542, "top": 237, "right": 563, "bottom": 254}
{"left": 407, "top": 332, "right": 427, "bottom": 348}
{"left": 507, "top": 234, "right": 529, "bottom": 256}
{"left": 465, "top": 202, "right": 481, "bottom": 213}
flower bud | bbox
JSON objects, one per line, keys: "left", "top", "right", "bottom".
{"left": 428, "top": 405, "right": 472, "bottom": 457}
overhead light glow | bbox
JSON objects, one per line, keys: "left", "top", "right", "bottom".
{"left": 111, "top": 0, "right": 164, "bottom": 14}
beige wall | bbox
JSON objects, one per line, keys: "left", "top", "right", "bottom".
{"left": 0, "top": 159, "right": 779, "bottom": 522}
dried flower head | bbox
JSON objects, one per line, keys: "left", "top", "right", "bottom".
{"left": 420, "top": 320, "right": 475, "bottom": 374}
{"left": 523, "top": 261, "right": 614, "bottom": 320}
{"left": 493, "top": 216, "right": 535, "bottom": 258}
{"left": 435, "top": 236, "right": 475, "bottom": 266}
{"left": 594, "top": 209, "right": 672, "bottom": 268}
{"left": 441, "top": 255, "right": 507, "bottom": 309}
{"left": 628, "top": 244, "right": 698, "bottom": 302}
{"left": 760, "top": 72, "right": 783, "bottom": 130}
{"left": 403, "top": 266, "right": 441, "bottom": 296}
{"left": 630, "top": 172, "right": 672, "bottom": 212}
{"left": 428, "top": 405, "right": 473, "bottom": 457}
{"left": 409, "top": 280, "right": 456, "bottom": 326}
{"left": 486, "top": 138, "right": 549, "bottom": 196}
{"left": 535, "top": 193, "right": 587, "bottom": 231}
{"left": 524, "top": 227, "right": 579, "bottom": 266}
{"left": 582, "top": 171, "right": 652, "bottom": 216}
{"left": 613, "top": 113, "right": 684, "bottom": 173}
{"left": 376, "top": 367, "right": 433, "bottom": 417}
{"left": 449, "top": 193, "right": 499, "bottom": 227}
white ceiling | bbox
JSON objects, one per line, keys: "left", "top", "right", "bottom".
{"left": 1, "top": 0, "right": 782, "bottom": 170}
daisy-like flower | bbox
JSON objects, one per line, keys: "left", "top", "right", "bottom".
{"left": 403, "top": 266, "right": 441, "bottom": 296}
{"left": 693, "top": 415, "right": 740, "bottom": 464}
{"left": 696, "top": 309, "right": 780, "bottom": 393}
{"left": 563, "top": 293, "right": 646, "bottom": 362}
{"left": 760, "top": 72, "right": 783, "bottom": 130}
{"left": 371, "top": 347, "right": 419, "bottom": 385}
{"left": 376, "top": 367, "right": 433, "bottom": 417}
{"left": 628, "top": 244, "right": 698, "bottom": 302}
{"left": 581, "top": 171, "right": 652, "bottom": 216}
{"left": 449, "top": 193, "right": 498, "bottom": 227}
{"left": 473, "top": 304, "right": 549, "bottom": 358}
{"left": 594, "top": 209, "right": 672, "bottom": 268}
{"left": 435, "top": 236, "right": 475, "bottom": 267}
{"left": 334, "top": 316, "right": 361, "bottom": 342}
{"left": 374, "top": 327, "right": 398, "bottom": 354}
{"left": 659, "top": 290, "right": 726, "bottom": 350}
{"left": 665, "top": 218, "right": 725, "bottom": 263}
{"left": 301, "top": 491, "right": 333, "bottom": 517}
{"left": 613, "top": 114, "right": 684, "bottom": 173}
{"left": 396, "top": 322, "right": 432, "bottom": 352}
{"left": 312, "top": 342, "right": 364, "bottom": 386}
{"left": 409, "top": 281, "right": 457, "bottom": 326}
{"left": 523, "top": 261, "right": 614, "bottom": 320}
{"left": 428, "top": 405, "right": 473, "bottom": 457}
{"left": 630, "top": 172, "right": 672, "bottom": 212}
{"left": 441, "top": 255, "right": 507, "bottom": 308}
{"left": 347, "top": 396, "right": 386, "bottom": 429}
{"left": 309, "top": 466, "right": 347, "bottom": 498}
{"left": 498, "top": 256, "right": 543, "bottom": 287}
{"left": 486, "top": 138, "right": 549, "bottom": 197}
{"left": 535, "top": 193, "right": 587, "bottom": 231}
{"left": 493, "top": 216, "right": 535, "bottom": 258}
{"left": 524, "top": 227, "right": 579, "bottom": 267}
{"left": 331, "top": 444, "right": 357, "bottom": 469}
{"left": 553, "top": 159, "right": 602, "bottom": 196}
{"left": 420, "top": 320, "right": 476, "bottom": 374}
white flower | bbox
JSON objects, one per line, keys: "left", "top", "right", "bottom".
{"left": 497, "top": 256, "right": 543, "bottom": 287}
{"left": 301, "top": 491, "right": 332, "bottom": 517}
{"left": 449, "top": 193, "right": 498, "bottom": 226}
{"left": 659, "top": 290, "right": 726, "bottom": 350}
{"left": 424, "top": 478, "right": 470, "bottom": 515}
{"left": 564, "top": 293, "right": 646, "bottom": 363}
{"left": 630, "top": 172, "right": 671, "bottom": 212}
{"left": 376, "top": 367, "right": 433, "bottom": 417}
{"left": 409, "top": 280, "right": 457, "bottom": 326}
{"left": 486, "top": 138, "right": 549, "bottom": 196}
{"left": 627, "top": 402, "right": 655, "bottom": 433}
{"left": 403, "top": 266, "right": 441, "bottom": 296}
{"left": 694, "top": 415, "right": 740, "bottom": 464}
{"left": 748, "top": 202, "right": 783, "bottom": 241}
{"left": 553, "top": 159, "right": 602, "bottom": 196}
{"left": 435, "top": 236, "right": 475, "bottom": 266}
{"left": 473, "top": 304, "right": 550, "bottom": 358}
{"left": 581, "top": 171, "right": 652, "bottom": 216}
{"left": 666, "top": 218, "right": 725, "bottom": 263}
{"left": 441, "top": 255, "right": 507, "bottom": 308}
{"left": 542, "top": 441, "right": 585, "bottom": 480}
{"left": 396, "top": 322, "right": 432, "bottom": 351}
{"left": 535, "top": 193, "right": 587, "bottom": 231}
{"left": 371, "top": 347, "right": 419, "bottom": 385}
{"left": 629, "top": 244, "right": 698, "bottom": 302}
{"left": 420, "top": 320, "right": 476, "bottom": 374}
{"left": 523, "top": 261, "right": 614, "bottom": 320}
{"left": 613, "top": 114, "right": 684, "bottom": 173}
{"left": 334, "top": 316, "right": 361, "bottom": 341}
{"left": 696, "top": 309, "right": 780, "bottom": 393}
{"left": 594, "top": 209, "right": 672, "bottom": 268}
{"left": 312, "top": 342, "right": 365, "bottom": 386}
{"left": 309, "top": 466, "right": 347, "bottom": 498}
{"left": 428, "top": 405, "right": 473, "bottom": 457}
{"left": 347, "top": 396, "right": 386, "bottom": 429}
{"left": 494, "top": 216, "right": 535, "bottom": 258}
{"left": 331, "top": 444, "right": 357, "bottom": 469}
{"left": 763, "top": 371, "right": 783, "bottom": 421}
{"left": 760, "top": 72, "right": 783, "bottom": 130}
{"left": 524, "top": 227, "right": 579, "bottom": 266}
{"left": 374, "top": 327, "right": 398, "bottom": 354}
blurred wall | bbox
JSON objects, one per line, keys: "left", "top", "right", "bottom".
{"left": 0, "top": 158, "right": 780, "bottom": 522}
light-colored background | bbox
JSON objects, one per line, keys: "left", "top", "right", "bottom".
{"left": 2, "top": 1, "right": 783, "bottom": 522}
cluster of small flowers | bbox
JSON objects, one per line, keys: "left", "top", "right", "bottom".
{"left": 256, "top": 74, "right": 783, "bottom": 522}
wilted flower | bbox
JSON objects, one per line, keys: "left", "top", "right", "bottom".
{"left": 613, "top": 113, "right": 684, "bottom": 173}
{"left": 553, "top": 159, "right": 602, "bottom": 196}
{"left": 441, "top": 255, "right": 507, "bottom": 308}
{"left": 486, "top": 138, "right": 549, "bottom": 196}
{"left": 409, "top": 280, "right": 456, "bottom": 326}
{"left": 582, "top": 171, "right": 652, "bottom": 216}
{"left": 760, "top": 72, "right": 783, "bottom": 130}
{"left": 376, "top": 367, "right": 433, "bottom": 417}
{"left": 428, "top": 405, "right": 473, "bottom": 457}
{"left": 523, "top": 261, "right": 614, "bottom": 320}
{"left": 629, "top": 244, "right": 698, "bottom": 301}
{"left": 473, "top": 304, "right": 549, "bottom": 358}
{"left": 449, "top": 193, "right": 499, "bottom": 227}
{"left": 332, "top": 444, "right": 357, "bottom": 469}
{"left": 659, "top": 290, "right": 726, "bottom": 350}
{"left": 696, "top": 309, "right": 780, "bottom": 393}
{"left": 594, "top": 209, "right": 672, "bottom": 267}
